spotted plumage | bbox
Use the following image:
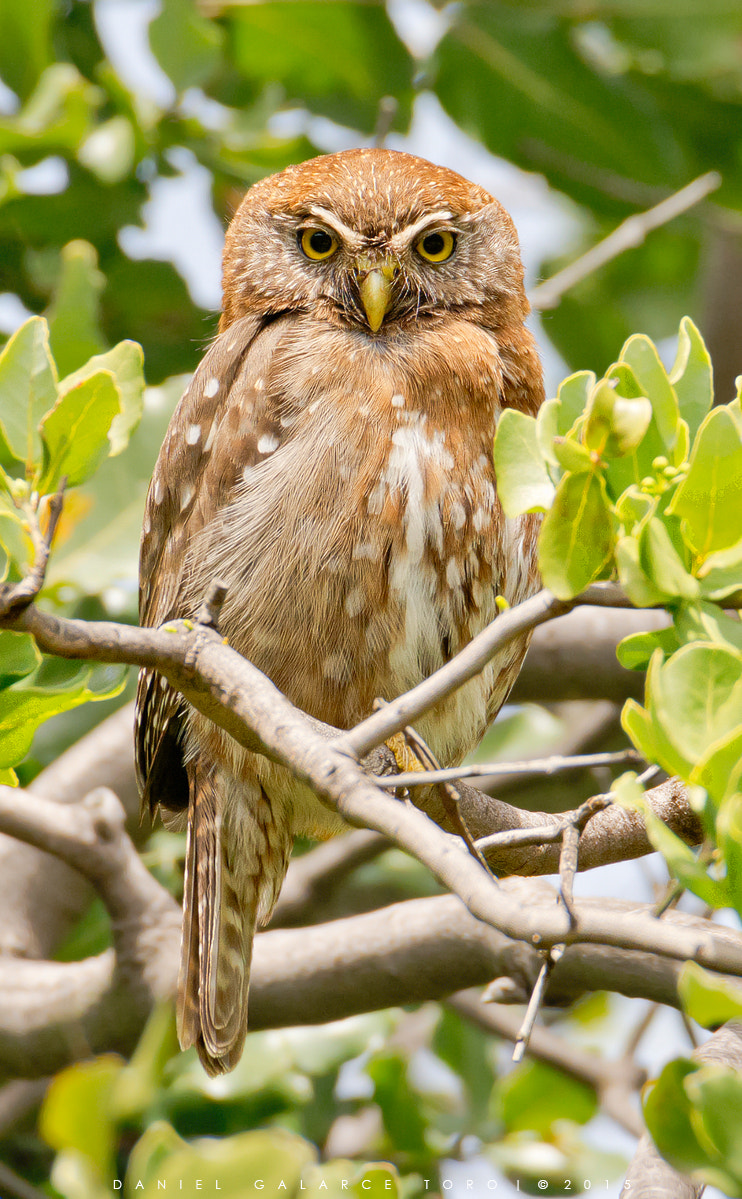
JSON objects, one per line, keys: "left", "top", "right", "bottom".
{"left": 136, "top": 148, "right": 544, "bottom": 1074}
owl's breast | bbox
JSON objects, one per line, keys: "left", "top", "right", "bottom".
{"left": 183, "top": 316, "right": 538, "bottom": 758}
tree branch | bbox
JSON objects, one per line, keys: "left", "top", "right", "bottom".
{"left": 530, "top": 171, "right": 721, "bottom": 311}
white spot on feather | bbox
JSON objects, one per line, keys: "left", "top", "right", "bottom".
{"left": 257, "top": 433, "right": 279, "bottom": 455}
{"left": 186, "top": 423, "right": 201, "bottom": 445}
{"left": 204, "top": 376, "right": 219, "bottom": 399}
{"left": 344, "top": 586, "right": 366, "bottom": 618}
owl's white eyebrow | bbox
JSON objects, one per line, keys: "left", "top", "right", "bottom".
{"left": 305, "top": 206, "right": 365, "bottom": 248}
{"left": 391, "top": 210, "right": 456, "bottom": 250}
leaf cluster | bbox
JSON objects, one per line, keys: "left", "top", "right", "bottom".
{"left": 0, "top": 314, "right": 145, "bottom": 781}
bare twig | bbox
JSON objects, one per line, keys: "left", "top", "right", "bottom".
{"left": 512, "top": 943, "right": 565, "bottom": 1062}
{"left": 530, "top": 171, "right": 721, "bottom": 311}
{"left": 379, "top": 748, "right": 641, "bottom": 790}
{"left": 559, "top": 794, "right": 614, "bottom": 921}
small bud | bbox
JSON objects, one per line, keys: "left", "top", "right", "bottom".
{"left": 652, "top": 456, "right": 668, "bottom": 470}
{"left": 495, "top": 595, "right": 510, "bottom": 612}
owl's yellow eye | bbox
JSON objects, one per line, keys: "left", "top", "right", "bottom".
{"left": 415, "top": 229, "right": 456, "bottom": 263}
{"left": 299, "top": 227, "right": 338, "bottom": 260}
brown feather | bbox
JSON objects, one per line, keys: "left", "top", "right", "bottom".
{"left": 137, "top": 148, "right": 545, "bottom": 1073}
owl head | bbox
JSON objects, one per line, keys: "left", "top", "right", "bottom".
{"left": 220, "top": 148, "right": 529, "bottom": 334}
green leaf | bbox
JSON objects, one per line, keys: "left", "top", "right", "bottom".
{"left": 0, "top": 667, "right": 126, "bottom": 769}
{"left": 39, "top": 369, "right": 120, "bottom": 492}
{"left": 0, "top": 315, "right": 57, "bottom": 469}
{"left": 45, "top": 376, "right": 177, "bottom": 595}
{"left": 642, "top": 807, "right": 728, "bottom": 908}
{"left": 621, "top": 691, "right": 691, "bottom": 783}
{"left": 616, "top": 535, "right": 668, "bottom": 606}
{"left": 670, "top": 317, "right": 714, "bottom": 440}
{"left": 686, "top": 1065, "right": 742, "bottom": 1189}
{"left": 0, "top": 504, "right": 34, "bottom": 576}
{"left": 668, "top": 406, "right": 742, "bottom": 557}
{"left": 0, "top": 0, "right": 53, "bottom": 100}
{"left": 717, "top": 792, "right": 742, "bottom": 918}
{"left": 676, "top": 601, "right": 742, "bottom": 656}
{"left": 366, "top": 1051, "right": 429, "bottom": 1154}
{"left": 615, "top": 484, "right": 654, "bottom": 530}
{"left": 616, "top": 624, "right": 679, "bottom": 671}
{"left": 45, "top": 240, "right": 106, "bottom": 377}
{"left": 556, "top": 370, "right": 594, "bottom": 434}
{"left": 435, "top": 7, "right": 679, "bottom": 212}
{"left": 583, "top": 377, "right": 652, "bottom": 458}
{"left": 60, "top": 341, "right": 145, "bottom": 457}
{"left": 639, "top": 516, "right": 699, "bottom": 600}
{"left": 620, "top": 333, "right": 680, "bottom": 451}
{"left": 698, "top": 538, "right": 742, "bottom": 602}
{"left": 126, "top": 1124, "right": 316, "bottom": 1199}
{"left": 493, "top": 408, "right": 555, "bottom": 515}
{"left": 535, "top": 396, "right": 561, "bottom": 469}
{"left": 538, "top": 470, "right": 614, "bottom": 599}
{"left": 433, "top": 1005, "right": 495, "bottom": 1122}
{"left": 552, "top": 436, "right": 594, "bottom": 473}
{"left": 679, "top": 962, "right": 742, "bottom": 1030}
{"left": 40, "top": 1055, "right": 123, "bottom": 1179}
{"left": 493, "top": 1059, "right": 597, "bottom": 1135}
{"left": 112, "top": 1002, "right": 179, "bottom": 1123}
{"left": 226, "top": 3, "right": 413, "bottom": 134}
{"left": 0, "top": 630, "right": 41, "bottom": 687}
{"left": 351, "top": 1165, "right": 400, "bottom": 1199}
{"left": 650, "top": 643, "right": 742, "bottom": 775}
{"left": 643, "top": 1058, "right": 708, "bottom": 1175}
{"left": 150, "top": 0, "right": 223, "bottom": 91}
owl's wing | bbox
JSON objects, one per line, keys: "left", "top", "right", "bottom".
{"left": 135, "top": 313, "right": 265, "bottom": 816}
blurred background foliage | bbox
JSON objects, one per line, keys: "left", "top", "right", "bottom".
{"left": 1, "top": 0, "right": 742, "bottom": 1196}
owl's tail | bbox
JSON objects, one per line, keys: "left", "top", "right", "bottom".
{"left": 177, "top": 767, "right": 288, "bottom": 1076}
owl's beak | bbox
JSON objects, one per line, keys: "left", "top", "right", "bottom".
{"left": 357, "top": 259, "right": 397, "bottom": 332}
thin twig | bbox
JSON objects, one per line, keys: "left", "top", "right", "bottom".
{"left": 512, "top": 944, "right": 565, "bottom": 1062}
{"left": 377, "top": 748, "right": 641, "bottom": 790}
{"left": 0, "top": 480, "right": 65, "bottom": 617}
{"left": 530, "top": 171, "right": 721, "bottom": 311}
{"left": 559, "top": 794, "right": 614, "bottom": 922}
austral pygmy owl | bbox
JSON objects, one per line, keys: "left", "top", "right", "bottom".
{"left": 135, "top": 149, "right": 544, "bottom": 1075}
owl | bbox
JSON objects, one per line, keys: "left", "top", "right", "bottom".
{"left": 135, "top": 148, "right": 544, "bottom": 1075}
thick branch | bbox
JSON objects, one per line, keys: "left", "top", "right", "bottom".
{"left": 1, "top": 885, "right": 738, "bottom": 1079}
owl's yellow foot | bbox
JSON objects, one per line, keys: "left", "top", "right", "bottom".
{"left": 384, "top": 730, "right": 427, "bottom": 779}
